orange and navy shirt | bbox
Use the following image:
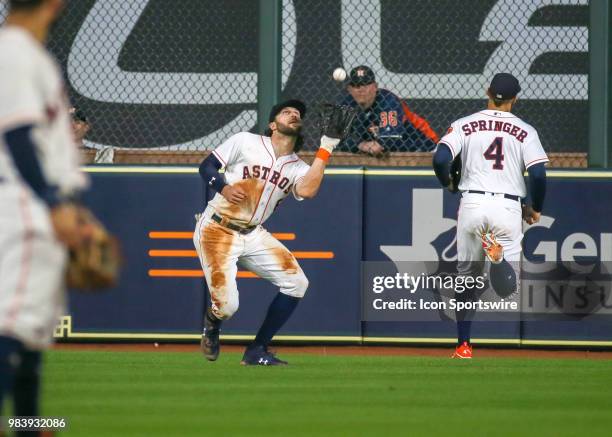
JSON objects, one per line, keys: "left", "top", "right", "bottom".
{"left": 339, "top": 88, "right": 438, "bottom": 152}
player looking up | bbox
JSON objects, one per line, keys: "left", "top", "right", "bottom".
{"left": 194, "top": 100, "right": 350, "bottom": 366}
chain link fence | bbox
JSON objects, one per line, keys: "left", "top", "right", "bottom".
{"left": 288, "top": 0, "right": 589, "bottom": 154}
{"left": 1, "top": 0, "right": 589, "bottom": 160}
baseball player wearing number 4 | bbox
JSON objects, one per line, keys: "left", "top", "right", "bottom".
{"left": 433, "top": 73, "right": 548, "bottom": 359}
{"left": 194, "top": 100, "right": 346, "bottom": 366}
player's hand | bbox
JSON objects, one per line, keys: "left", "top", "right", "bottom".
{"left": 50, "top": 203, "right": 82, "bottom": 249}
{"left": 358, "top": 141, "right": 384, "bottom": 156}
{"left": 522, "top": 204, "right": 541, "bottom": 225}
{"left": 319, "top": 135, "right": 341, "bottom": 153}
{"left": 221, "top": 185, "right": 247, "bottom": 205}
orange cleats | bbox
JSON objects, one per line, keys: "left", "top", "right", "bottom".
{"left": 481, "top": 232, "right": 503, "bottom": 264}
{"left": 452, "top": 342, "right": 473, "bottom": 359}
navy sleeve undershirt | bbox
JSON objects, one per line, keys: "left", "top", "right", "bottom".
{"left": 432, "top": 143, "right": 453, "bottom": 187}
{"left": 199, "top": 153, "right": 227, "bottom": 194}
{"left": 527, "top": 162, "right": 546, "bottom": 212}
{"left": 4, "top": 124, "right": 60, "bottom": 207}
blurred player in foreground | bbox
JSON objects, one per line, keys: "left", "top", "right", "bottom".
{"left": 0, "top": 0, "right": 88, "bottom": 423}
{"left": 433, "top": 73, "right": 548, "bottom": 358}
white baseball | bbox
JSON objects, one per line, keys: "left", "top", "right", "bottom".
{"left": 332, "top": 67, "right": 347, "bottom": 82}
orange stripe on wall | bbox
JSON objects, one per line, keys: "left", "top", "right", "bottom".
{"left": 148, "top": 250, "right": 334, "bottom": 259}
{"left": 237, "top": 271, "right": 259, "bottom": 278}
{"left": 272, "top": 233, "right": 296, "bottom": 240}
{"left": 149, "top": 232, "right": 193, "bottom": 239}
{"left": 148, "top": 270, "right": 259, "bottom": 278}
{"left": 149, "top": 231, "right": 296, "bottom": 240}
{"left": 149, "top": 269, "right": 203, "bottom": 277}
{"left": 149, "top": 250, "right": 197, "bottom": 257}
{"left": 291, "top": 251, "right": 334, "bottom": 259}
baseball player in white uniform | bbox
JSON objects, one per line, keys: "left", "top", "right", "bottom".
{"left": 0, "top": 0, "right": 88, "bottom": 418}
{"left": 194, "top": 99, "right": 341, "bottom": 365}
{"left": 433, "top": 73, "right": 548, "bottom": 358}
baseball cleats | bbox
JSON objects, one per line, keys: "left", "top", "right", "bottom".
{"left": 201, "top": 331, "right": 220, "bottom": 361}
{"left": 241, "top": 344, "right": 288, "bottom": 366}
{"left": 452, "top": 342, "right": 473, "bottom": 359}
{"left": 201, "top": 309, "right": 221, "bottom": 361}
{"left": 481, "top": 232, "right": 503, "bottom": 264}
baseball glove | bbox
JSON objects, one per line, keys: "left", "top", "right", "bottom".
{"left": 448, "top": 155, "right": 462, "bottom": 193}
{"left": 316, "top": 103, "right": 358, "bottom": 140}
{"left": 66, "top": 208, "right": 121, "bottom": 291}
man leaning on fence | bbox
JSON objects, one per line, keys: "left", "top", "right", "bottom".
{"left": 338, "top": 65, "right": 439, "bottom": 156}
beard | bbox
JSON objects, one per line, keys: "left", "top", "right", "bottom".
{"left": 275, "top": 120, "right": 302, "bottom": 137}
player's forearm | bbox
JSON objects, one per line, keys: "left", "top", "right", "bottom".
{"left": 527, "top": 163, "right": 546, "bottom": 212}
{"left": 4, "top": 124, "right": 63, "bottom": 207}
{"left": 199, "top": 153, "right": 227, "bottom": 193}
{"left": 295, "top": 158, "right": 326, "bottom": 199}
{"left": 432, "top": 144, "right": 453, "bottom": 187}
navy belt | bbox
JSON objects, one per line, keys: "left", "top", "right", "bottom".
{"left": 211, "top": 213, "right": 257, "bottom": 235}
{"left": 465, "top": 190, "right": 520, "bottom": 202}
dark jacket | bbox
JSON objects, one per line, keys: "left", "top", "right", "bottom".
{"left": 338, "top": 88, "right": 438, "bottom": 152}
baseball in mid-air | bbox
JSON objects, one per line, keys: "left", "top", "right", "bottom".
{"left": 332, "top": 67, "right": 347, "bottom": 82}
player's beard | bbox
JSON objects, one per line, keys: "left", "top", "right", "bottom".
{"left": 274, "top": 120, "right": 304, "bottom": 152}
{"left": 275, "top": 120, "right": 302, "bottom": 137}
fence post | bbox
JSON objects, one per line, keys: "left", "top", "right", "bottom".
{"left": 258, "top": 0, "right": 282, "bottom": 134}
{"left": 588, "top": 0, "right": 610, "bottom": 168}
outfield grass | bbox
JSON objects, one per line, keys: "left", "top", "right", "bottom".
{"left": 41, "top": 350, "right": 612, "bottom": 436}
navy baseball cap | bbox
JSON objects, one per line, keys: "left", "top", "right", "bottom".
{"left": 349, "top": 65, "right": 375, "bottom": 86}
{"left": 268, "top": 99, "right": 307, "bottom": 122}
{"left": 489, "top": 73, "right": 521, "bottom": 100}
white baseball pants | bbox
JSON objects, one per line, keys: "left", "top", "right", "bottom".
{"left": 457, "top": 192, "right": 523, "bottom": 276}
{"left": 0, "top": 185, "right": 66, "bottom": 350}
{"left": 193, "top": 207, "right": 308, "bottom": 320}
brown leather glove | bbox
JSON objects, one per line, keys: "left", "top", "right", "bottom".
{"left": 65, "top": 208, "right": 121, "bottom": 291}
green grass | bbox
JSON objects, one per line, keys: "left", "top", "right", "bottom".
{"left": 40, "top": 350, "right": 612, "bottom": 437}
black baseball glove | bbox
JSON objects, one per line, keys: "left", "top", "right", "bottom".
{"left": 316, "top": 104, "right": 358, "bottom": 140}
{"left": 448, "top": 155, "right": 462, "bottom": 193}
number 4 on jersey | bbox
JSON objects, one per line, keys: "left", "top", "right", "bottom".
{"left": 484, "top": 137, "right": 504, "bottom": 169}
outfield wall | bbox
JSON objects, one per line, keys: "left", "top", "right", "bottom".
{"left": 59, "top": 168, "right": 612, "bottom": 346}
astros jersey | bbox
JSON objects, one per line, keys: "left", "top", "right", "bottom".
{"left": 439, "top": 109, "right": 548, "bottom": 197}
{"left": 208, "top": 132, "right": 310, "bottom": 226}
{"left": 340, "top": 88, "right": 438, "bottom": 152}
{"left": 0, "top": 25, "right": 87, "bottom": 197}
